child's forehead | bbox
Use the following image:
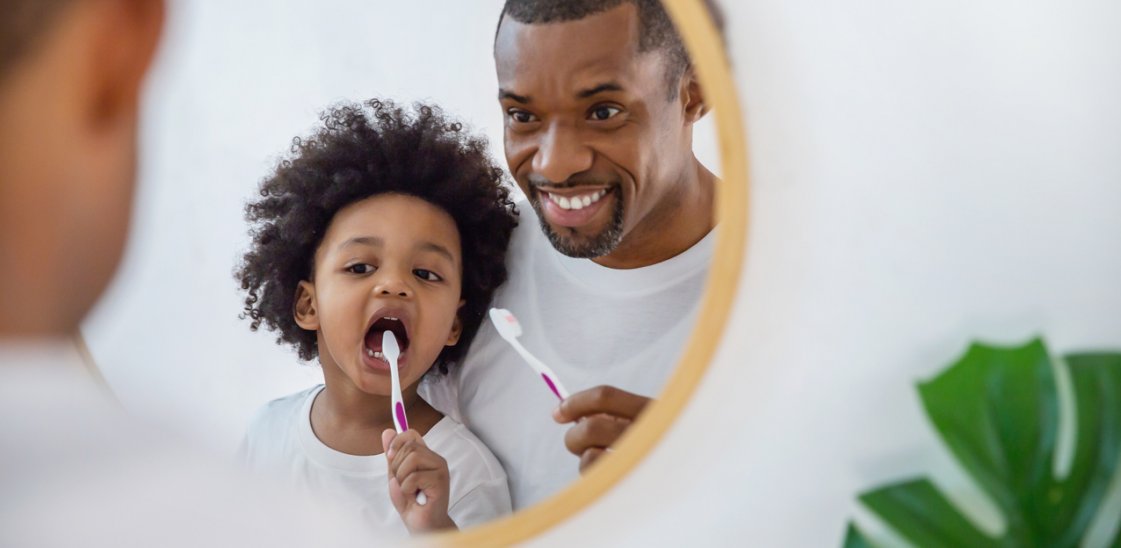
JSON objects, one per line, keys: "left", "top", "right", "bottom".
{"left": 318, "top": 194, "right": 462, "bottom": 255}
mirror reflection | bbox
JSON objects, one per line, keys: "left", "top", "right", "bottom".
{"left": 82, "top": 0, "right": 723, "bottom": 538}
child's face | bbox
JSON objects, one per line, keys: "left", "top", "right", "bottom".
{"left": 296, "top": 193, "right": 464, "bottom": 396}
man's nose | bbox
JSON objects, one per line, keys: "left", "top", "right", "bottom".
{"left": 531, "top": 122, "right": 593, "bottom": 184}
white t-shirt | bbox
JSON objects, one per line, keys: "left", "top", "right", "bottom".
{"left": 421, "top": 206, "right": 715, "bottom": 509}
{"left": 240, "top": 385, "right": 511, "bottom": 538}
{"left": 0, "top": 340, "right": 371, "bottom": 548}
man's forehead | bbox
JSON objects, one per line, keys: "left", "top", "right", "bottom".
{"left": 494, "top": 9, "right": 656, "bottom": 97}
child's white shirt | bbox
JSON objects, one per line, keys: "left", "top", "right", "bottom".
{"left": 240, "top": 385, "right": 511, "bottom": 538}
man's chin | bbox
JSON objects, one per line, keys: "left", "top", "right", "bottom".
{"left": 538, "top": 214, "right": 624, "bottom": 259}
{"left": 528, "top": 192, "right": 626, "bottom": 258}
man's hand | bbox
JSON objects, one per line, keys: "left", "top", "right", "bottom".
{"left": 552, "top": 385, "right": 651, "bottom": 474}
{"left": 381, "top": 429, "right": 457, "bottom": 534}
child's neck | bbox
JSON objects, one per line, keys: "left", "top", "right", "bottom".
{"left": 311, "top": 374, "right": 443, "bottom": 457}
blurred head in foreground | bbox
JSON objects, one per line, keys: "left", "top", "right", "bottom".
{"left": 0, "top": 0, "right": 164, "bottom": 338}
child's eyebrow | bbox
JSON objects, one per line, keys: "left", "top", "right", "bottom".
{"left": 337, "top": 236, "right": 456, "bottom": 265}
{"left": 337, "top": 236, "right": 382, "bottom": 251}
{"left": 417, "top": 242, "right": 457, "bottom": 265}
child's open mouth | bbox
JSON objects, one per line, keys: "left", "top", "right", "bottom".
{"left": 363, "top": 313, "right": 411, "bottom": 367}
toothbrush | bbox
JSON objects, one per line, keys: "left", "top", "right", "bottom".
{"left": 488, "top": 307, "right": 570, "bottom": 401}
{"left": 382, "top": 331, "right": 427, "bottom": 506}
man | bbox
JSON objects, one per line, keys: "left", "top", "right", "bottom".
{"left": 423, "top": 0, "right": 724, "bottom": 510}
{"left": 0, "top": 1, "right": 366, "bottom": 545}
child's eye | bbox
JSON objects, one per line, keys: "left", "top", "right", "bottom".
{"left": 413, "top": 269, "right": 443, "bottom": 282}
{"left": 346, "top": 264, "right": 375, "bottom": 274}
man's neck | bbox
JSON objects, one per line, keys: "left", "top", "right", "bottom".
{"left": 592, "top": 160, "right": 717, "bottom": 269}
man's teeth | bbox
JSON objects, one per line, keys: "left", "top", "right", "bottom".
{"left": 547, "top": 189, "right": 607, "bottom": 211}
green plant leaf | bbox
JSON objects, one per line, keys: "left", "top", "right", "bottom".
{"left": 843, "top": 523, "right": 875, "bottom": 548}
{"left": 1062, "top": 352, "right": 1121, "bottom": 546}
{"left": 917, "top": 338, "right": 1058, "bottom": 544}
{"left": 859, "top": 478, "right": 999, "bottom": 548}
{"left": 850, "top": 339, "right": 1121, "bottom": 547}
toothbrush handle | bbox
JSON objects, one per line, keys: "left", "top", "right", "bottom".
{"left": 510, "top": 340, "right": 570, "bottom": 400}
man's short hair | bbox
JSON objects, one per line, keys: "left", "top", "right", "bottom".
{"left": 0, "top": 0, "right": 72, "bottom": 81}
{"left": 498, "top": 0, "right": 725, "bottom": 98}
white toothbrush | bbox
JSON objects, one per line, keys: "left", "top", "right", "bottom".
{"left": 382, "top": 331, "right": 427, "bottom": 506}
{"left": 488, "top": 308, "right": 570, "bottom": 401}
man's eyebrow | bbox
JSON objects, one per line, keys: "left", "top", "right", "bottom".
{"left": 577, "top": 82, "right": 624, "bottom": 99}
{"left": 499, "top": 89, "right": 530, "bottom": 103}
{"left": 337, "top": 236, "right": 382, "bottom": 251}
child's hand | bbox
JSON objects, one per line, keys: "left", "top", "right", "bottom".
{"left": 381, "top": 429, "right": 457, "bottom": 534}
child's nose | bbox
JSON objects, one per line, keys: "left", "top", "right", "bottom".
{"left": 373, "top": 275, "right": 411, "bottom": 298}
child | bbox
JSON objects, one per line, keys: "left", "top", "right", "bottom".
{"left": 235, "top": 99, "right": 518, "bottom": 537}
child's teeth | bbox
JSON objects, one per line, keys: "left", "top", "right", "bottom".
{"left": 366, "top": 348, "right": 374, "bottom": 357}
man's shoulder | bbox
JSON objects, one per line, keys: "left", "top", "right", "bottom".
{"left": 428, "top": 417, "right": 507, "bottom": 485}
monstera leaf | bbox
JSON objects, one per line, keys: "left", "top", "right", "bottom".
{"left": 846, "top": 338, "right": 1121, "bottom": 547}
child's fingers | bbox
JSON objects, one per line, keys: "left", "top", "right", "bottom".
{"left": 563, "top": 413, "right": 630, "bottom": 456}
{"left": 392, "top": 446, "right": 446, "bottom": 483}
{"left": 386, "top": 429, "right": 424, "bottom": 461}
{"left": 381, "top": 428, "right": 396, "bottom": 455}
{"left": 387, "top": 476, "right": 406, "bottom": 513}
{"left": 387, "top": 437, "right": 427, "bottom": 476}
{"left": 399, "top": 469, "right": 449, "bottom": 504}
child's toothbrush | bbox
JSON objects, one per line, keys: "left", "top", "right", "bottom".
{"left": 382, "top": 331, "right": 428, "bottom": 506}
{"left": 488, "top": 307, "right": 570, "bottom": 401}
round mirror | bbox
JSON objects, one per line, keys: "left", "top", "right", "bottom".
{"left": 81, "top": 0, "right": 747, "bottom": 542}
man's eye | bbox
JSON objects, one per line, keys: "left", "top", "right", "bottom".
{"left": 413, "top": 269, "right": 443, "bottom": 282}
{"left": 346, "top": 264, "right": 375, "bottom": 274}
{"left": 589, "top": 106, "right": 622, "bottom": 121}
{"left": 507, "top": 109, "right": 538, "bottom": 124}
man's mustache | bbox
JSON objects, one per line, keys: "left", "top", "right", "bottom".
{"left": 526, "top": 173, "right": 617, "bottom": 190}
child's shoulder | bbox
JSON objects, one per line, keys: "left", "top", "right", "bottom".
{"left": 245, "top": 385, "right": 321, "bottom": 440}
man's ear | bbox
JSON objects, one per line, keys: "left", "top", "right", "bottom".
{"left": 445, "top": 300, "right": 467, "bottom": 346}
{"left": 294, "top": 281, "right": 319, "bottom": 331}
{"left": 680, "top": 67, "right": 709, "bottom": 124}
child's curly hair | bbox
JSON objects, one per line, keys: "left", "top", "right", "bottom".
{"left": 235, "top": 99, "right": 518, "bottom": 373}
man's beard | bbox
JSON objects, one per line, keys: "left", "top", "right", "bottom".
{"left": 531, "top": 189, "right": 625, "bottom": 258}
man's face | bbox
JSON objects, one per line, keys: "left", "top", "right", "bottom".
{"left": 0, "top": 0, "right": 163, "bottom": 335}
{"left": 495, "top": 4, "right": 693, "bottom": 260}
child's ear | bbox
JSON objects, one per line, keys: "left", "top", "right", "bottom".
{"left": 445, "top": 300, "right": 466, "bottom": 346}
{"left": 293, "top": 281, "right": 319, "bottom": 331}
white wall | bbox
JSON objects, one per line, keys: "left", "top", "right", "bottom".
{"left": 83, "top": 0, "right": 1121, "bottom": 545}
{"left": 534, "top": 1, "right": 1121, "bottom": 546}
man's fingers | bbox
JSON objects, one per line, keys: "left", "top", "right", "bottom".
{"left": 555, "top": 385, "right": 650, "bottom": 423}
{"left": 578, "top": 447, "right": 607, "bottom": 474}
{"left": 564, "top": 414, "right": 631, "bottom": 456}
